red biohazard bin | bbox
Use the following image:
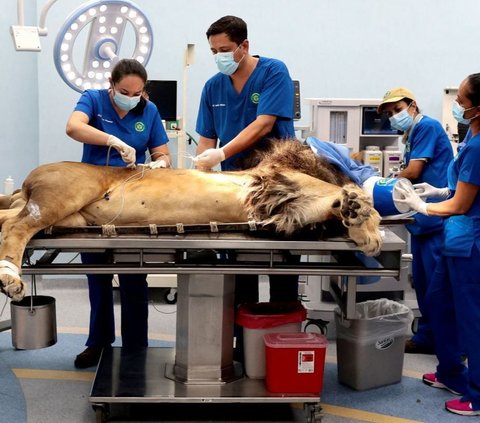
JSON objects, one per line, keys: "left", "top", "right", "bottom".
{"left": 264, "top": 332, "right": 328, "bottom": 394}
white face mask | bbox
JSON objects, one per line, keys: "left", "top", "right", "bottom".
{"left": 113, "top": 90, "right": 141, "bottom": 111}
{"left": 452, "top": 100, "right": 478, "bottom": 125}
{"left": 214, "top": 44, "right": 244, "bottom": 75}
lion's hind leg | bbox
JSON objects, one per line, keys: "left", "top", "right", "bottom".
{"left": 0, "top": 190, "right": 26, "bottom": 226}
{"left": 331, "top": 183, "right": 382, "bottom": 256}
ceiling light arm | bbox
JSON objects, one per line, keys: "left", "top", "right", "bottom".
{"left": 38, "top": 0, "right": 59, "bottom": 36}
{"left": 11, "top": 0, "right": 58, "bottom": 51}
{"left": 16, "top": 0, "right": 25, "bottom": 26}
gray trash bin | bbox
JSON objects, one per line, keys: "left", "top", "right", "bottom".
{"left": 334, "top": 298, "right": 413, "bottom": 390}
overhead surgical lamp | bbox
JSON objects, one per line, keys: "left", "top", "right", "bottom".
{"left": 11, "top": 0, "right": 154, "bottom": 93}
{"left": 54, "top": 0, "right": 153, "bottom": 92}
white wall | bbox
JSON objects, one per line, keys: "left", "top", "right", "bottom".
{"left": 2, "top": 0, "right": 479, "bottom": 185}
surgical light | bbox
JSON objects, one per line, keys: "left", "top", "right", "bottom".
{"left": 53, "top": 0, "right": 153, "bottom": 93}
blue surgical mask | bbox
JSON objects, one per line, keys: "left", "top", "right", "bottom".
{"left": 113, "top": 90, "right": 141, "bottom": 111}
{"left": 389, "top": 108, "right": 414, "bottom": 132}
{"left": 452, "top": 100, "right": 476, "bottom": 125}
{"left": 214, "top": 44, "right": 244, "bottom": 75}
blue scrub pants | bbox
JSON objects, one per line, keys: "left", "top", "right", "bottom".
{"left": 425, "top": 256, "right": 467, "bottom": 394}
{"left": 447, "top": 245, "right": 480, "bottom": 409}
{"left": 410, "top": 231, "right": 443, "bottom": 348}
{"left": 82, "top": 253, "right": 149, "bottom": 349}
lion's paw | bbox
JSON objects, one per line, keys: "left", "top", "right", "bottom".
{"left": 348, "top": 225, "right": 382, "bottom": 256}
{"left": 339, "top": 187, "right": 372, "bottom": 228}
{"left": 1, "top": 278, "right": 25, "bottom": 301}
{"left": 0, "top": 261, "right": 25, "bottom": 301}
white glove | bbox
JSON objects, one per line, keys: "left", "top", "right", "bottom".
{"left": 142, "top": 159, "right": 168, "bottom": 169}
{"left": 106, "top": 135, "right": 136, "bottom": 168}
{"left": 193, "top": 148, "right": 225, "bottom": 169}
{"left": 395, "top": 184, "right": 429, "bottom": 215}
{"left": 413, "top": 182, "right": 450, "bottom": 200}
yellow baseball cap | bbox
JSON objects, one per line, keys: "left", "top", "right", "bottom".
{"left": 377, "top": 87, "right": 416, "bottom": 113}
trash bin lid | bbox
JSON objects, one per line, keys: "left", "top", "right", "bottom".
{"left": 236, "top": 302, "right": 306, "bottom": 329}
{"left": 264, "top": 332, "right": 328, "bottom": 348}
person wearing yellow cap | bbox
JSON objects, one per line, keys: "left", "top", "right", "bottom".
{"left": 378, "top": 87, "right": 454, "bottom": 356}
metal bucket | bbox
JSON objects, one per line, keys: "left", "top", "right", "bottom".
{"left": 10, "top": 295, "right": 57, "bottom": 350}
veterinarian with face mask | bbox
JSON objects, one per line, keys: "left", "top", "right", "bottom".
{"left": 395, "top": 73, "right": 480, "bottom": 416}
{"left": 378, "top": 87, "right": 453, "bottom": 356}
{"left": 194, "top": 15, "right": 295, "bottom": 171}
{"left": 194, "top": 15, "right": 298, "bottom": 362}
{"left": 65, "top": 58, "right": 171, "bottom": 368}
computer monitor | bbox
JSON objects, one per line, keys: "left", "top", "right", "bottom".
{"left": 145, "top": 80, "right": 177, "bottom": 122}
{"left": 361, "top": 106, "right": 401, "bottom": 135}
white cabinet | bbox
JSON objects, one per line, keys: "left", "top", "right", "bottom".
{"left": 305, "top": 98, "right": 403, "bottom": 176}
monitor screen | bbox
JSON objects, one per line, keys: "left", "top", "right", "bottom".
{"left": 146, "top": 80, "right": 177, "bottom": 122}
{"left": 361, "top": 106, "right": 401, "bottom": 135}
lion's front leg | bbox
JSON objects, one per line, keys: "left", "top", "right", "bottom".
{"left": 0, "top": 258, "right": 24, "bottom": 301}
{"left": 0, "top": 205, "right": 71, "bottom": 301}
{"left": 331, "top": 183, "right": 382, "bottom": 256}
{"left": 0, "top": 217, "right": 33, "bottom": 300}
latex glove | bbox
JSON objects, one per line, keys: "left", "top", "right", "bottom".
{"left": 193, "top": 148, "right": 225, "bottom": 169}
{"left": 106, "top": 135, "right": 136, "bottom": 168}
{"left": 395, "top": 183, "right": 429, "bottom": 215}
{"left": 143, "top": 159, "right": 168, "bottom": 169}
{"left": 413, "top": 182, "right": 450, "bottom": 200}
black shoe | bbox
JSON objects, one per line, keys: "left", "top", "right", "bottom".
{"left": 74, "top": 347, "right": 103, "bottom": 368}
{"left": 405, "top": 339, "right": 435, "bottom": 355}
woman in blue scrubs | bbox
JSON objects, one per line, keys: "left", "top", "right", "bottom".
{"left": 66, "top": 59, "right": 170, "bottom": 368}
{"left": 398, "top": 73, "right": 480, "bottom": 416}
{"left": 377, "top": 87, "right": 453, "bottom": 355}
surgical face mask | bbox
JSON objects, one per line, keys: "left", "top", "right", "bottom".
{"left": 452, "top": 100, "right": 477, "bottom": 125}
{"left": 113, "top": 90, "right": 141, "bottom": 111}
{"left": 214, "top": 44, "right": 244, "bottom": 75}
{"left": 389, "top": 107, "right": 414, "bottom": 132}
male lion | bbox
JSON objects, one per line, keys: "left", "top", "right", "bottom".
{"left": 0, "top": 140, "right": 381, "bottom": 301}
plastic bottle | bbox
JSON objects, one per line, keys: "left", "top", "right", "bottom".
{"left": 383, "top": 146, "right": 402, "bottom": 177}
{"left": 4, "top": 176, "right": 14, "bottom": 195}
{"left": 362, "top": 146, "right": 382, "bottom": 174}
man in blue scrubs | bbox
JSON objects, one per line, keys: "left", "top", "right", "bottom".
{"left": 195, "top": 15, "right": 295, "bottom": 171}
{"left": 194, "top": 16, "right": 298, "bottom": 359}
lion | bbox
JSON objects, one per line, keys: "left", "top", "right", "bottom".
{"left": 0, "top": 140, "right": 382, "bottom": 301}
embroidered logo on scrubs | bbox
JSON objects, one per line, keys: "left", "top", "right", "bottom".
{"left": 135, "top": 122, "right": 145, "bottom": 132}
{"left": 250, "top": 92, "right": 260, "bottom": 104}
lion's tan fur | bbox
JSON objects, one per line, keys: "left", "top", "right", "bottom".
{"left": 0, "top": 140, "right": 382, "bottom": 300}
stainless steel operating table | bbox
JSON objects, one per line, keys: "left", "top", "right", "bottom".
{"left": 5, "top": 225, "right": 407, "bottom": 422}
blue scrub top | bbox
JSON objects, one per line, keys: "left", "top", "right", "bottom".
{"left": 74, "top": 89, "right": 169, "bottom": 166}
{"left": 443, "top": 132, "right": 480, "bottom": 257}
{"left": 404, "top": 116, "right": 453, "bottom": 235}
{"left": 449, "top": 133, "right": 480, "bottom": 218}
{"left": 196, "top": 56, "right": 295, "bottom": 170}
